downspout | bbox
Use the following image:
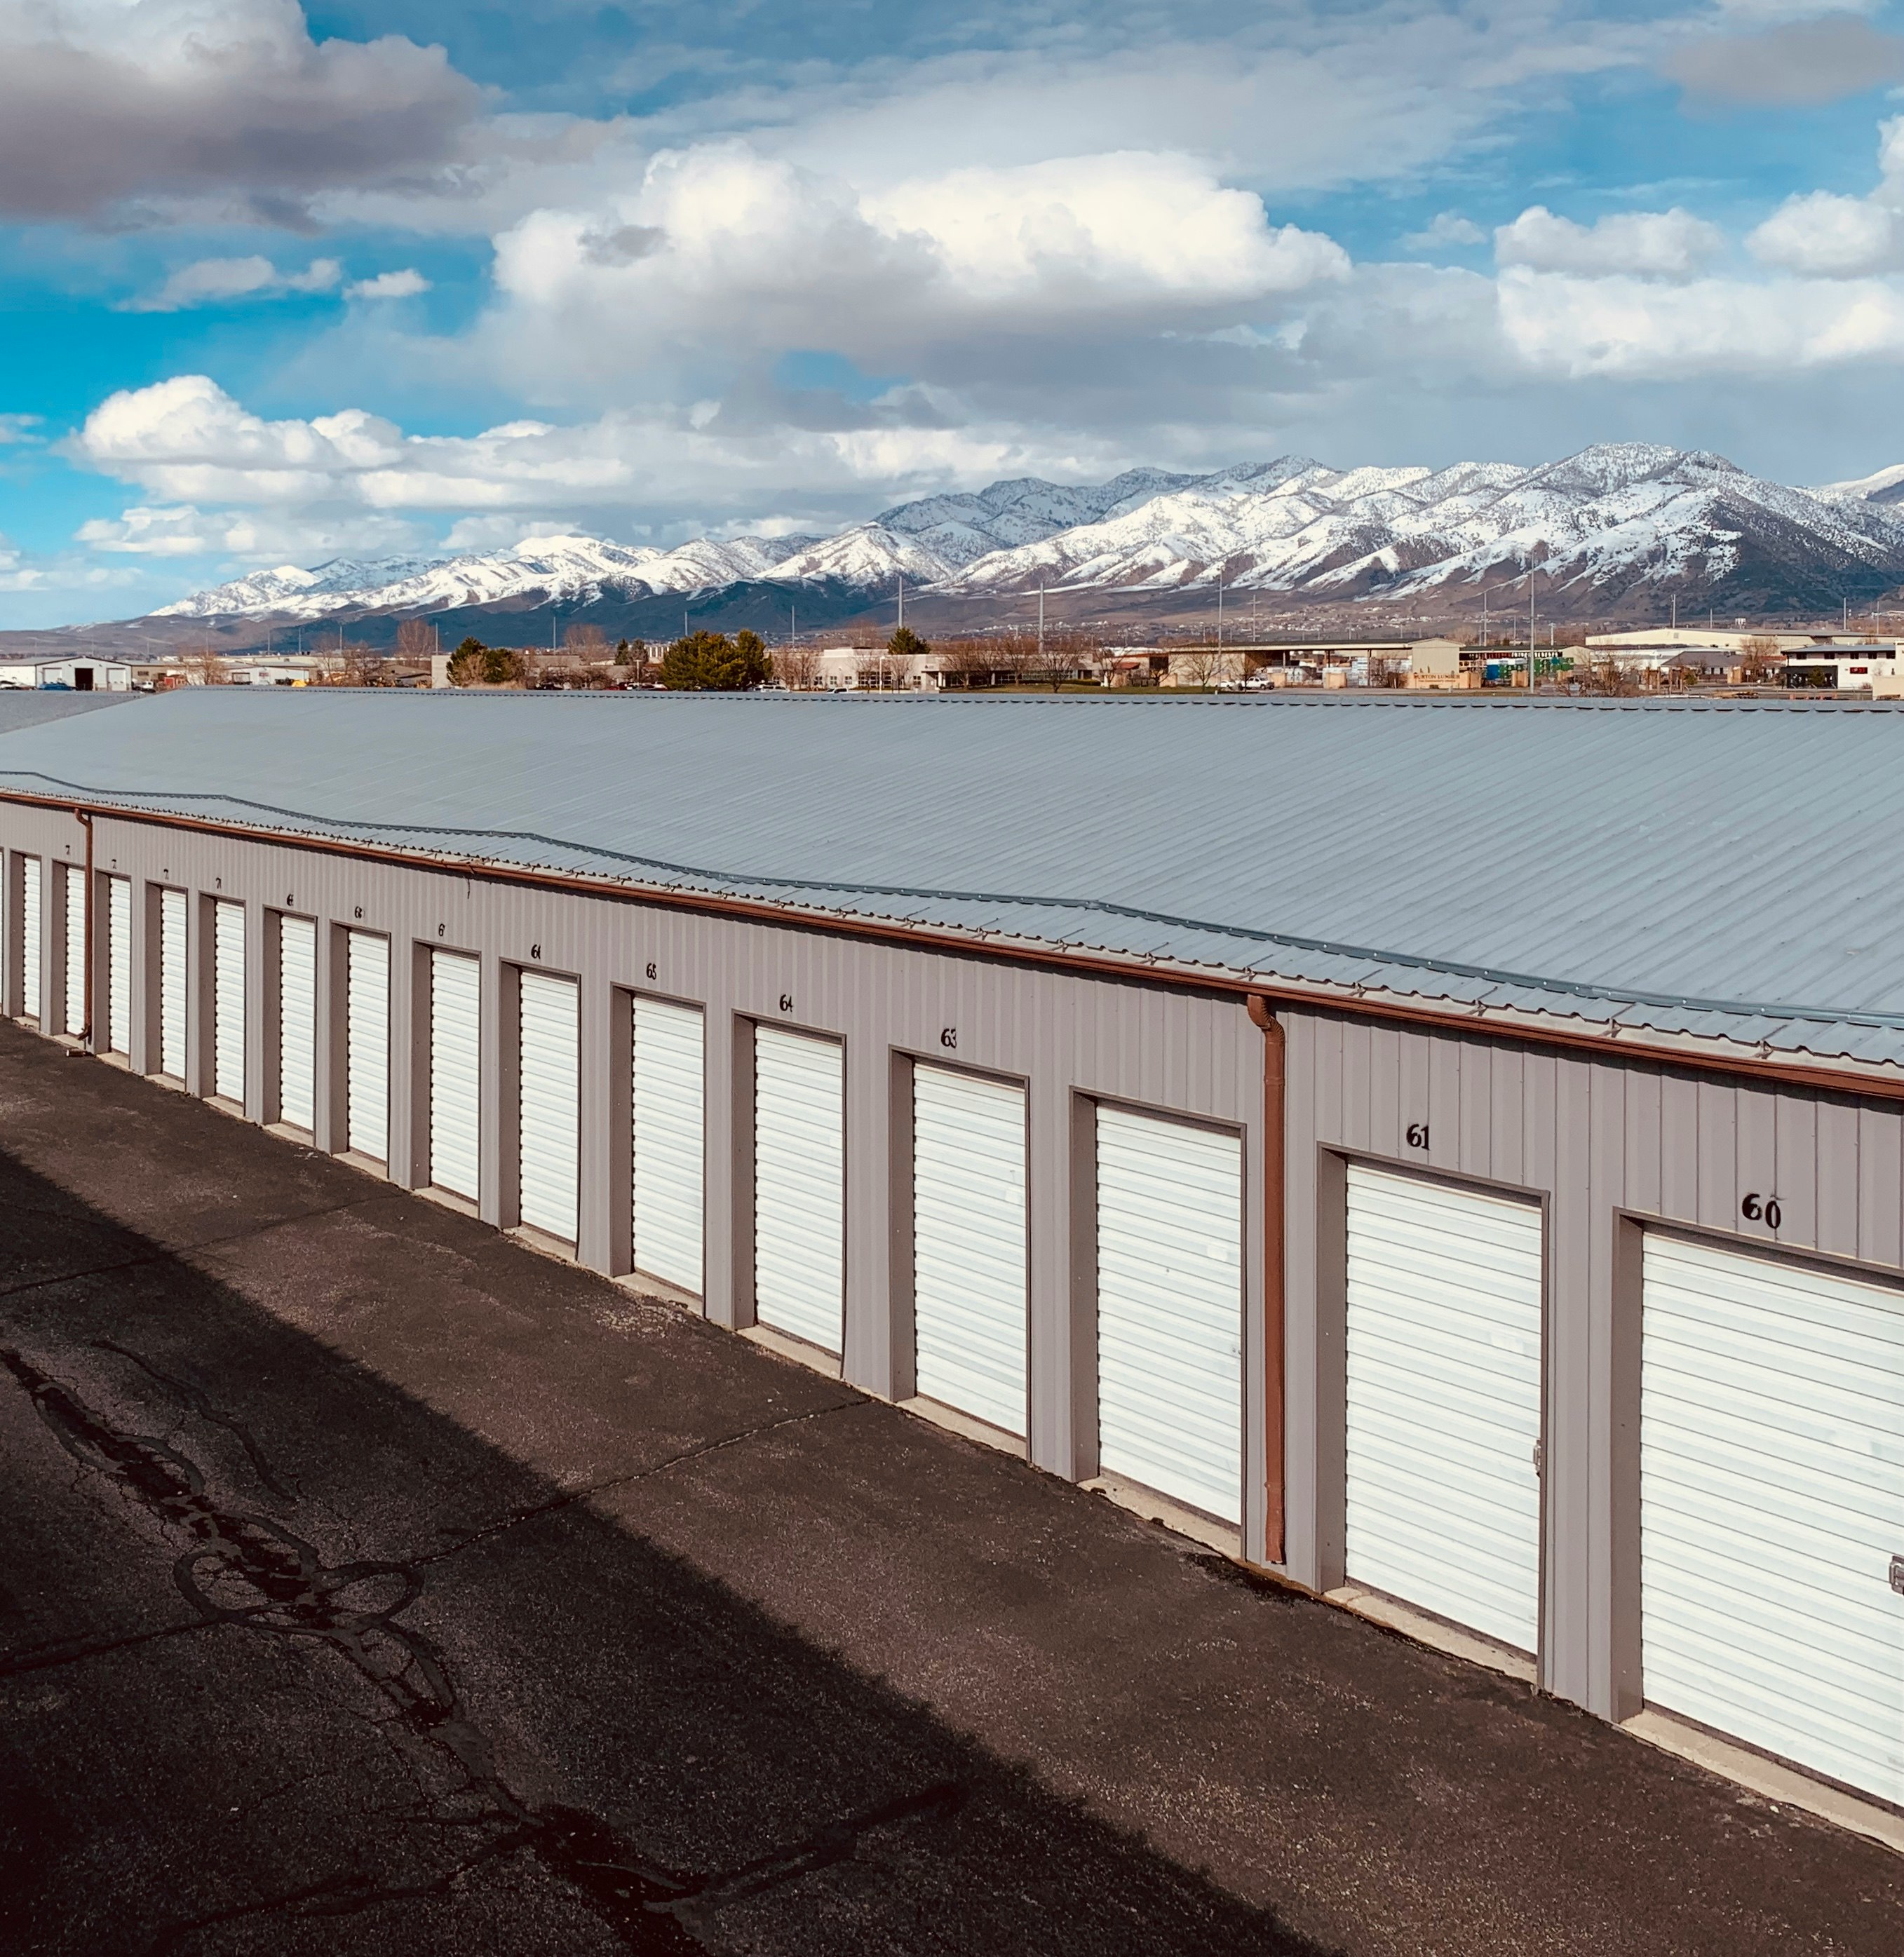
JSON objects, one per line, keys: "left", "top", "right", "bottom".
{"left": 74, "top": 807, "right": 94, "bottom": 1052}
{"left": 1245, "top": 994, "right": 1285, "bottom": 1565}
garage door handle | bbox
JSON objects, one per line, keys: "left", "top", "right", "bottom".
{"left": 1891, "top": 1555, "right": 1904, "bottom": 1596}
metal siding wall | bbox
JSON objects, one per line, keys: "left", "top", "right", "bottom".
{"left": 0, "top": 808, "right": 1264, "bottom": 1531}
{"left": 1280, "top": 1003, "right": 1904, "bottom": 1724}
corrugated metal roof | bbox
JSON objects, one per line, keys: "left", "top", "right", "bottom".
{"left": 0, "top": 686, "right": 1899, "bottom": 1071}
{"left": 0, "top": 690, "right": 140, "bottom": 736}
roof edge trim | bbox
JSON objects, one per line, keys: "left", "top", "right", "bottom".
{"left": 8, "top": 786, "right": 1903, "bottom": 1106}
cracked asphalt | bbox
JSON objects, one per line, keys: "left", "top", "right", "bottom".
{"left": 2, "top": 1022, "right": 1902, "bottom": 1956}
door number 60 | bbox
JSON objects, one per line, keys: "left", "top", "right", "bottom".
{"left": 1741, "top": 1192, "right": 1783, "bottom": 1231}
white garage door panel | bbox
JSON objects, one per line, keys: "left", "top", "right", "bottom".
{"left": 1345, "top": 1164, "right": 1543, "bottom": 1654}
{"left": 1642, "top": 1233, "right": 1904, "bottom": 1805}
{"left": 429, "top": 950, "right": 480, "bottom": 1200}
{"left": 1095, "top": 1106, "right": 1243, "bottom": 1525}
{"left": 753, "top": 1026, "right": 845, "bottom": 1353}
{"left": 62, "top": 863, "right": 85, "bottom": 1035}
{"left": 518, "top": 971, "right": 579, "bottom": 1242}
{"left": 158, "top": 888, "right": 186, "bottom": 1076}
{"left": 277, "top": 916, "right": 316, "bottom": 1131}
{"left": 631, "top": 997, "right": 704, "bottom": 1294}
{"left": 212, "top": 900, "right": 245, "bottom": 1102}
{"left": 345, "top": 931, "right": 389, "bottom": 1160}
{"left": 21, "top": 856, "right": 40, "bottom": 1019}
{"left": 106, "top": 875, "right": 130, "bottom": 1055}
{"left": 913, "top": 1064, "right": 1027, "bottom": 1435}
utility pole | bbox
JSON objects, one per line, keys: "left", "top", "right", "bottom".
{"left": 1038, "top": 582, "right": 1045, "bottom": 658}
{"left": 1530, "top": 573, "right": 1536, "bottom": 689}
{"left": 898, "top": 574, "right": 905, "bottom": 633}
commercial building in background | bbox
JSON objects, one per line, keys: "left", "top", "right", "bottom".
{"left": 1, "top": 687, "right": 1902, "bottom": 1834}
{"left": 1782, "top": 647, "right": 1904, "bottom": 691}
{"left": 0, "top": 653, "right": 134, "bottom": 692}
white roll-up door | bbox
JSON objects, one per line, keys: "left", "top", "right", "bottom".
{"left": 277, "top": 915, "right": 316, "bottom": 1131}
{"left": 158, "top": 888, "right": 186, "bottom": 1078}
{"left": 211, "top": 899, "right": 245, "bottom": 1103}
{"left": 1344, "top": 1163, "right": 1544, "bottom": 1653}
{"left": 753, "top": 1025, "right": 845, "bottom": 1353}
{"left": 429, "top": 949, "right": 480, "bottom": 1200}
{"left": 913, "top": 1064, "right": 1027, "bottom": 1434}
{"left": 1642, "top": 1233, "right": 1904, "bottom": 1806}
{"left": 345, "top": 930, "right": 389, "bottom": 1161}
{"left": 1095, "top": 1106, "right": 1244, "bottom": 1523}
{"left": 20, "top": 856, "right": 40, "bottom": 1019}
{"left": 632, "top": 996, "right": 704, "bottom": 1294}
{"left": 62, "top": 862, "right": 85, "bottom": 1036}
{"left": 518, "top": 970, "right": 579, "bottom": 1242}
{"left": 106, "top": 875, "right": 130, "bottom": 1055}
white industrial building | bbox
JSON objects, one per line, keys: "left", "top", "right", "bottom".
{"left": 1, "top": 688, "right": 1901, "bottom": 1833}
{"left": 0, "top": 653, "right": 133, "bottom": 692}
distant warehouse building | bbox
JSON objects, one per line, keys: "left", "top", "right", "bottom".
{"left": 0, "top": 653, "right": 133, "bottom": 692}
{"left": 1, "top": 689, "right": 1902, "bottom": 1820}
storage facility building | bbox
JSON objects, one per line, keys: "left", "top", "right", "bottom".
{"left": 1, "top": 688, "right": 1900, "bottom": 1820}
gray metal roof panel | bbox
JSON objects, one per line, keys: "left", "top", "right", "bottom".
{"left": 0, "top": 686, "right": 1900, "bottom": 1069}
{"left": 0, "top": 690, "right": 140, "bottom": 736}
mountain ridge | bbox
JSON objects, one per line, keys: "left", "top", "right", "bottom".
{"left": 146, "top": 444, "right": 1904, "bottom": 631}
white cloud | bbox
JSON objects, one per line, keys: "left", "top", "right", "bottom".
{"left": 122, "top": 255, "right": 341, "bottom": 312}
{"left": 0, "top": 527, "right": 142, "bottom": 592}
{"left": 1496, "top": 265, "right": 1904, "bottom": 377}
{"left": 344, "top": 268, "right": 432, "bottom": 301}
{"left": 76, "top": 501, "right": 421, "bottom": 557}
{"left": 1494, "top": 205, "right": 1724, "bottom": 278}
{"left": 1748, "top": 190, "right": 1904, "bottom": 275}
{"left": 1404, "top": 212, "right": 1487, "bottom": 251}
{"left": 67, "top": 373, "right": 1106, "bottom": 539}
{"left": 475, "top": 142, "right": 1348, "bottom": 399}
{"left": 344, "top": 268, "right": 431, "bottom": 301}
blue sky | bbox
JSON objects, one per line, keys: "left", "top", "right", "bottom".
{"left": 9, "top": 0, "right": 1904, "bottom": 624}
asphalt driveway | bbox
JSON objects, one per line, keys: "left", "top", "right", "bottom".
{"left": 1, "top": 1021, "right": 1899, "bottom": 1956}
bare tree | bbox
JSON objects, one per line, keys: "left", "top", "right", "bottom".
{"left": 773, "top": 642, "right": 821, "bottom": 690}
{"left": 1031, "top": 627, "right": 1098, "bottom": 690}
{"left": 335, "top": 643, "right": 393, "bottom": 686}
{"left": 933, "top": 639, "right": 997, "bottom": 689}
{"left": 1574, "top": 652, "right": 1641, "bottom": 696}
{"left": 395, "top": 618, "right": 435, "bottom": 661}
{"left": 564, "top": 621, "right": 608, "bottom": 660}
{"left": 1170, "top": 645, "right": 1229, "bottom": 688}
{"left": 187, "top": 646, "right": 227, "bottom": 686}
{"left": 1738, "top": 635, "right": 1783, "bottom": 684}
{"left": 990, "top": 631, "right": 1046, "bottom": 686}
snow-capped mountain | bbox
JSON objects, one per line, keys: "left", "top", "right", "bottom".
{"left": 943, "top": 446, "right": 1904, "bottom": 611}
{"left": 146, "top": 445, "right": 1904, "bottom": 630}
{"left": 156, "top": 554, "right": 452, "bottom": 616}
{"left": 763, "top": 522, "right": 957, "bottom": 587}
{"left": 151, "top": 531, "right": 825, "bottom": 621}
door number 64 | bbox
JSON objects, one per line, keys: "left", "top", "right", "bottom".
{"left": 1742, "top": 1192, "right": 1783, "bottom": 1231}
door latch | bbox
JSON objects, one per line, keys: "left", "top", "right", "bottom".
{"left": 1890, "top": 1555, "right": 1904, "bottom": 1597}
{"left": 1532, "top": 1440, "right": 1546, "bottom": 1477}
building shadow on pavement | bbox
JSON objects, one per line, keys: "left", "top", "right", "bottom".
{"left": 0, "top": 1138, "right": 1336, "bottom": 1957}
